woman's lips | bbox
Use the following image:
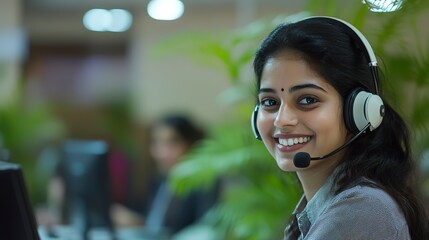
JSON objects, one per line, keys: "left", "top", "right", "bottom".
{"left": 274, "top": 135, "right": 312, "bottom": 152}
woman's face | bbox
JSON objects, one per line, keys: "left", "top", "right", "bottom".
{"left": 257, "top": 51, "right": 348, "bottom": 171}
{"left": 150, "top": 125, "right": 189, "bottom": 172}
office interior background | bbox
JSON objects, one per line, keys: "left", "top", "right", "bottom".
{"left": 1, "top": 0, "right": 429, "bottom": 239}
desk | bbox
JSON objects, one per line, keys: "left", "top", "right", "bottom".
{"left": 38, "top": 224, "right": 218, "bottom": 240}
{"left": 38, "top": 225, "right": 169, "bottom": 240}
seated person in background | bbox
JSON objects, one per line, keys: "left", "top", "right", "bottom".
{"left": 112, "top": 114, "right": 219, "bottom": 237}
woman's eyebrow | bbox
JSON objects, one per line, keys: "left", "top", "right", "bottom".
{"left": 289, "top": 83, "right": 327, "bottom": 93}
{"left": 258, "top": 84, "right": 327, "bottom": 94}
{"left": 258, "top": 88, "right": 276, "bottom": 94}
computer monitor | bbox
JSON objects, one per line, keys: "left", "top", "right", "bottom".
{"left": 60, "top": 139, "right": 113, "bottom": 239}
{"left": 0, "top": 161, "right": 41, "bottom": 239}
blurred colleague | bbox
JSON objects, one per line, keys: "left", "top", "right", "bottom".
{"left": 112, "top": 114, "right": 219, "bottom": 238}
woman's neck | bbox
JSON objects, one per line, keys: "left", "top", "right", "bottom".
{"left": 296, "top": 160, "right": 339, "bottom": 201}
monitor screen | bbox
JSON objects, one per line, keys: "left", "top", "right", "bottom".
{"left": 60, "top": 139, "right": 113, "bottom": 239}
{"left": 0, "top": 161, "right": 41, "bottom": 239}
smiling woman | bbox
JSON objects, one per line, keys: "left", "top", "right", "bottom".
{"left": 256, "top": 53, "right": 346, "bottom": 173}
{"left": 252, "top": 16, "right": 429, "bottom": 240}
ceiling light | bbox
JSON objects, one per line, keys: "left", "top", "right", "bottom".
{"left": 108, "top": 9, "right": 133, "bottom": 32}
{"left": 83, "top": 9, "right": 111, "bottom": 32}
{"left": 83, "top": 9, "right": 133, "bottom": 32}
{"left": 362, "top": 0, "right": 403, "bottom": 12}
{"left": 147, "top": 0, "right": 185, "bottom": 21}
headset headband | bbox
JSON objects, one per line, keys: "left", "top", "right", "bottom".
{"left": 298, "top": 16, "right": 380, "bottom": 94}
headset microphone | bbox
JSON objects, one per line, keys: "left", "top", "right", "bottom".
{"left": 293, "top": 123, "right": 371, "bottom": 168}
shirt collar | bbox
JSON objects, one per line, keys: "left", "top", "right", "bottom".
{"left": 306, "top": 173, "right": 337, "bottom": 223}
{"left": 295, "top": 171, "right": 338, "bottom": 237}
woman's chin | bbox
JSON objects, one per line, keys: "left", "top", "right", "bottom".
{"left": 276, "top": 158, "right": 296, "bottom": 172}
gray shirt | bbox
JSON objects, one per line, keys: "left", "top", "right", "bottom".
{"left": 284, "top": 174, "right": 410, "bottom": 240}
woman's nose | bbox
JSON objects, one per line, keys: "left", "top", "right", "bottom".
{"left": 274, "top": 104, "right": 298, "bottom": 129}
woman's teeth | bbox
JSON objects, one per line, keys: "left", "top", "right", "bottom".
{"left": 278, "top": 137, "right": 311, "bottom": 147}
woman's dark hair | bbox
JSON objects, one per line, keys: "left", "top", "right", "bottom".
{"left": 155, "top": 114, "right": 204, "bottom": 146}
{"left": 253, "top": 18, "right": 429, "bottom": 239}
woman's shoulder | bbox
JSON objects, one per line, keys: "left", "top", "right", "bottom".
{"left": 308, "top": 184, "right": 410, "bottom": 239}
{"left": 336, "top": 181, "right": 392, "bottom": 201}
{"left": 331, "top": 183, "right": 401, "bottom": 214}
{"left": 325, "top": 182, "right": 407, "bottom": 226}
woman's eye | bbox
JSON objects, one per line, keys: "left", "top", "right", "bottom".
{"left": 260, "top": 99, "right": 277, "bottom": 107}
{"left": 298, "top": 96, "right": 318, "bottom": 105}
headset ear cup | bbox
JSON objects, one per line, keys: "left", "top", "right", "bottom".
{"left": 344, "top": 89, "right": 361, "bottom": 135}
{"left": 365, "top": 94, "right": 384, "bottom": 130}
{"left": 345, "top": 88, "right": 385, "bottom": 135}
{"left": 251, "top": 105, "right": 262, "bottom": 140}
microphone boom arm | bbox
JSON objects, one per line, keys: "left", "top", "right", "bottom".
{"left": 311, "top": 123, "right": 370, "bottom": 160}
